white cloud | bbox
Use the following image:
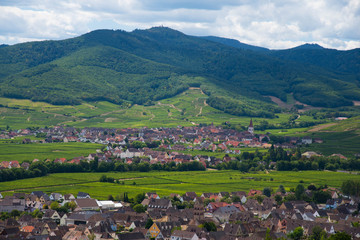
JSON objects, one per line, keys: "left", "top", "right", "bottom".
{"left": 0, "top": 0, "right": 359, "bottom": 50}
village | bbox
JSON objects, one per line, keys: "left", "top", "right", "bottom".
{"left": 0, "top": 121, "right": 335, "bottom": 171}
{"left": 1, "top": 123, "right": 359, "bottom": 239}
{"left": 0, "top": 186, "right": 359, "bottom": 239}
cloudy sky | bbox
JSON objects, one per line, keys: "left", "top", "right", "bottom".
{"left": 1, "top": 0, "right": 359, "bottom": 50}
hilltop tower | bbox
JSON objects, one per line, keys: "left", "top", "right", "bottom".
{"left": 248, "top": 119, "right": 254, "bottom": 134}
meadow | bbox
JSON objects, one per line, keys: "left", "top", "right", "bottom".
{"left": 0, "top": 170, "right": 358, "bottom": 200}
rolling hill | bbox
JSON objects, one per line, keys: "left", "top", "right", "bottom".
{"left": 0, "top": 27, "right": 359, "bottom": 118}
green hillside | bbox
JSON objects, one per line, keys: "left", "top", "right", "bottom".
{"left": 0, "top": 27, "right": 360, "bottom": 118}
{"left": 1, "top": 88, "right": 321, "bottom": 129}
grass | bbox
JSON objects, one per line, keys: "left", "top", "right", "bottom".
{"left": 0, "top": 142, "right": 102, "bottom": 162}
{"left": 0, "top": 170, "right": 358, "bottom": 200}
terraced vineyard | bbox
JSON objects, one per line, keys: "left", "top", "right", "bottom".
{"left": 0, "top": 88, "right": 323, "bottom": 130}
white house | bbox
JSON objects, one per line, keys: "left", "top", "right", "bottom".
{"left": 171, "top": 230, "right": 199, "bottom": 240}
{"left": 96, "top": 200, "right": 123, "bottom": 210}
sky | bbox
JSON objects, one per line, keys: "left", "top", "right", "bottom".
{"left": 1, "top": 0, "right": 359, "bottom": 50}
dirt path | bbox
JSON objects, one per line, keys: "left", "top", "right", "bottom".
{"left": 203, "top": 99, "right": 208, "bottom": 106}
{"left": 149, "top": 113, "right": 155, "bottom": 121}
{"left": 308, "top": 123, "right": 338, "bottom": 132}
{"left": 198, "top": 107, "right": 202, "bottom": 116}
{"left": 105, "top": 117, "right": 117, "bottom": 122}
{"left": 157, "top": 102, "right": 182, "bottom": 112}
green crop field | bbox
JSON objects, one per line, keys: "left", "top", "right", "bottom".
{"left": 0, "top": 89, "right": 321, "bottom": 130}
{"left": 0, "top": 170, "right": 358, "bottom": 200}
{"left": 0, "top": 142, "right": 102, "bottom": 162}
{"left": 303, "top": 131, "right": 360, "bottom": 157}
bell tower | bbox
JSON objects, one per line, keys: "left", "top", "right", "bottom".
{"left": 248, "top": 119, "right": 254, "bottom": 134}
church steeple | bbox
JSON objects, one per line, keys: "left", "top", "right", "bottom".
{"left": 248, "top": 119, "right": 254, "bottom": 134}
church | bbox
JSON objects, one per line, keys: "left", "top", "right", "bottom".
{"left": 248, "top": 119, "right": 254, "bottom": 134}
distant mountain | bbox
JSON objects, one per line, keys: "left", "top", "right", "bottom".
{"left": 0, "top": 44, "right": 8, "bottom": 48}
{"left": 269, "top": 45, "right": 360, "bottom": 75}
{"left": 200, "top": 36, "right": 269, "bottom": 52}
{"left": 291, "top": 43, "right": 324, "bottom": 50}
{"left": 0, "top": 27, "right": 359, "bottom": 118}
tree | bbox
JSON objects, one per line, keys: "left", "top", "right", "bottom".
{"left": 308, "top": 225, "right": 327, "bottom": 240}
{"left": 232, "top": 196, "right": 241, "bottom": 203}
{"left": 341, "top": 180, "right": 360, "bottom": 197}
{"left": 0, "top": 212, "right": 10, "bottom": 220}
{"left": 10, "top": 210, "right": 21, "bottom": 218}
{"left": 123, "top": 192, "right": 129, "bottom": 202}
{"left": 278, "top": 185, "right": 286, "bottom": 194}
{"left": 275, "top": 195, "right": 282, "bottom": 205}
{"left": 288, "top": 227, "right": 303, "bottom": 240}
{"left": 31, "top": 209, "right": 43, "bottom": 218}
{"left": 64, "top": 201, "right": 77, "bottom": 211}
{"left": 313, "top": 191, "right": 331, "bottom": 204}
{"left": 131, "top": 141, "right": 147, "bottom": 149}
{"left": 145, "top": 218, "right": 154, "bottom": 229}
{"left": 256, "top": 195, "right": 264, "bottom": 203}
{"left": 133, "top": 204, "right": 146, "bottom": 213}
{"left": 135, "top": 193, "right": 146, "bottom": 204}
{"left": 295, "top": 184, "right": 305, "bottom": 200}
{"left": 203, "top": 221, "right": 217, "bottom": 232}
{"left": 263, "top": 187, "right": 272, "bottom": 197}
{"left": 50, "top": 201, "right": 60, "bottom": 210}
{"left": 99, "top": 174, "right": 107, "bottom": 182}
{"left": 328, "top": 232, "right": 351, "bottom": 240}
{"left": 57, "top": 206, "right": 69, "bottom": 214}
{"left": 90, "top": 157, "right": 98, "bottom": 172}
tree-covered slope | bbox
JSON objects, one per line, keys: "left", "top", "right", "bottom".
{"left": 200, "top": 36, "right": 269, "bottom": 52}
{"left": 0, "top": 27, "right": 359, "bottom": 118}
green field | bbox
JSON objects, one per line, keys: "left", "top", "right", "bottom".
{"left": 0, "top": 88, "right": 320, "bottom": 130}
{"left": 303, "top": 131, "right": 360, "bottom": 157}
{"left": 0, "top": 170, "right": 358, "bottom": 200}
{"left": 0, "top": 142, "right": 102, "bottom": 162}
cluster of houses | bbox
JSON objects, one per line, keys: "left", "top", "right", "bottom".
{"left": 0, "top": 188, "right": 359, "bottom": 239}
{"left": 0, "top": 122, "right": 323, "bottom": 150}
{"left": 0, "top": 123, "right": 329, "bottom": 170}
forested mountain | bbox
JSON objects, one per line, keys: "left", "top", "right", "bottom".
{"left": 200, "top": 36, "right": 269, "bottom": 52}
{"left": 0, "top": 27, "right": 359, "bottom": 118}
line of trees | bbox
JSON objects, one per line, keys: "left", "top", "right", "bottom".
{"left": 214, "top": 146, "right": 360, "bottom": 172}
{"left": 0, "top": 158, "right": 205, "bottom": 183}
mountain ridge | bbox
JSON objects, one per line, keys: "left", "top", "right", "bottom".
{"left": 0, "top": 27, "right": 359, "bottom": 118}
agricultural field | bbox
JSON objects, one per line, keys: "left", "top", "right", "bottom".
{"left": 0, "top": 142, "right": 102, "bottom": 162}
{"left": 0, "top": 170, "right": 358, "bottom": 200}
{"left": 0, "top": 88, "right": 321, "bottom": 130}
{"left": 303, "top": 131, "right": 360, "bottom": 157}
